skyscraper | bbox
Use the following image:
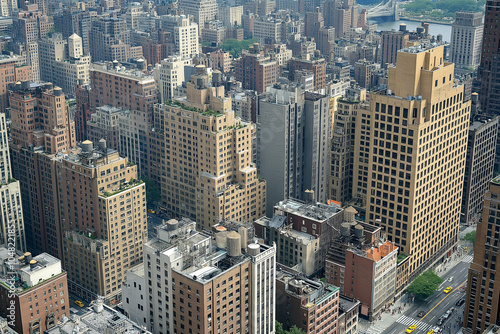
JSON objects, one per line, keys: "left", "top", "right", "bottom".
{"left": 479, "top": 0, "right": 500, "bottom": 115}
{"left": 451, "top": 12, "right": 483, "bottom": 70}
{"left": 152, "top": 65, "right": 266, "bottom": 230}
{"left": 380, "top": 30, "right": 409, "bottom": 68}
{"left": 464, "top": 176, "right": 500, "bottom": 333}
{"left": 234, "top": 43, "right": 278, "bottom": 93}
{"left": 178, "top": 0, "right": 217, "bottom": 33}
{"left": 156, "top": 15, "right": 200, "bottom": 58}
{"left": 362, "top": 44, "right": 470, "bottom": 275}
{"left": 90, "top": 16, "right": 133, "bottom": 62}
{"left": 0, "top": 113, "right": 26, "bottom": 252}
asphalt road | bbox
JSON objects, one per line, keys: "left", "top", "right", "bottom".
{"left": 147, "top": 212, "right": 169, "bottom": 239}
{"left": 382, "top": 259, "right": 470, "bottom": 334}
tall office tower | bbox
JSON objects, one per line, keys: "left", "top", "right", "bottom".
{"left": 38, "top": 33, "right": 66, "bottom": 83}
{"left": 90, "top": 17, "right": 133, "bottom": 62}
{"left": 305, "top": 8, "right": 324, "bottom": 40}
{"left": 275, "top": 265, "right": 340, "bottom": 334}
{"left": 125, "top": 2, "right": 143, "bottom": 29}
{"left": 363, "top": 44, "right": 470, "bottom": 275}
{"left": 87, "top": 105, "right": 123, "bottom": 149}
{"left": 152, "top": 65, "right": 266, "bottom": 230}
{"left": 288, "top": 57, "right": 327, "bottom": 91}
{"left": 61, "top": 144, "right": 147, "bottom": 302}
{"left": 0, "top": 251, "right": 69, "bottom": 333}
{"left": 75, "top": 82, "right": 92, "bottom": 142}
{"left": 178, "top": 0, "right": 217, "bottom": 33}
{"left": 0, "top": 55, "right": 32, "bottom": 114}
{"left": 118, "top": 109, "right": 149, "bottom": 177}
{"left": 380, "top": 30, "right": 409, "bottom": 68}
{"left": 257, "top": 85, "right": 331, "bottom": 215}
{"left": 144, "top": 218, "right": 276, "bottom": 334}
{"left": 234, "top": 43, "right": 278, "bottom": 93}
{"left": 325, "top": 210, "right": 398, "bottom": 319}
{"left": 155, "top": 15, "right": 200, "bottom": 59}
{"left": 451, "top": 12, "right": 483, "bottom": 70}
{"left": 154, "top": 55, "right": 193, "bottom": 103}
{"left": 353, "top": 60, "right": 379, "bottom": 90}
{"left": 480, "top": 0, "right": 500, "bottom": 115}
{"left": 464, "top": 176, "right": 500, "bottom": 333}
{"left": 13, "top": 5, "right": 53, "bottom": 82}
{"left": 253, "top": 17, "right": 283, "bottom": 44}
{"left": 53, "top": 8, "right": 94, "bottom": 55}
{"left": 9, "top": 83, "right": 76, "bottom": 254}
{"left": 323, "top": 0, "right": 351, "bottom": 39}
{"left": 462, "top": 117, "right": 498, "bottom": 225}
{"left": 329, "top": 87, "right": 367, "bottom": 204}
{"left": 90, "top": 63, "right": 157, "bottom": 124}
{"left": 0, "top": 113, "right": 26, "bottom": 252}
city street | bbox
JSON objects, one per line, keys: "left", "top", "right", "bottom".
{"left": 359, "top": 225, "right": 475, "bottom": 334}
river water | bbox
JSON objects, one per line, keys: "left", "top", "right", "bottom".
{"left": 370, "top": 19, "right": 452, "bottom": 42}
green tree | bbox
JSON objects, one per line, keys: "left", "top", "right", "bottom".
{"left": 407, "top": 270, "right": 444, "bottom": 300}
{"left": 221, "top": 38, "right": 258, "bottom": 57}
{"left": 287, "top": 326, "right": 305, "bottom": 334}
{"left": 276, "top": 321, "right": 285, "bottom": 334}
{"left": 462, "top": 230, "right": 476, "bottom": 244}
{"left": 275, "top": 322, "right": 305, "bottom": 334}
{"left": 143, "top": 177, "right": 161, "bottom": 203}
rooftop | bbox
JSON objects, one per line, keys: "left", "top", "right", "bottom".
{"left": 46, "top": 301, "right": 151, "bottom": 334}
{"left": 274, "top": 199, "right": 343, "bottom": 222}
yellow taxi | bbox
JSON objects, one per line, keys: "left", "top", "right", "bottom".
{"left": 148, "top": 209, "right": 155, "bottom": 214}
{"left": 427, "top": 330, "right": 434, "bottom": 334}
{"left": 74, "top": 300, "right": 84, "bottom": 307}
{"left": 406, "top": 325, "right": 417, "bottom": 333}
{"left": 443, "top": 286, "right": 453, "bottom": 294}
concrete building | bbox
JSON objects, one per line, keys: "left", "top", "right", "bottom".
{"left": 0, "top": 251, "right": 69, "bottom": 334}
{"left": 219, "top": 5, "right": 243, "bottom": 27}
{"left": 288, "top": 57, "right": 327, "bottom": 91}
{"left": 0, "top": 0, "right": 17, "bottom": 16}
{"left": 125, "top": 2, "right": 143, "bottom": 29}
{"left": 361, "top": 44, "right": 470, "bottom": 276}
{"left": 0, "top": 54, "right": 31, "bottom": 120}
{"left": 0, "top": 113, "right": 26, "bottom": 252}
{"left": 121, "top": 264, "right": 147, "bottom": 328}
{"left": 353, "top": 60, "right": 378, "bottom": 90}
{"left": 118, "top": 109, "right": 149, "bottom": 177}
{"left": 9, "top": 83, "right": 76, "bottom": 255}
{"left": 380, "top": 30, "right": 409, "bottom": 68}
{"left": 74, "top": 83, "right": 91, "bottom": 142}
{"left": 234, "top": 43, "right": 278, "bottom": 93}
{"left": 253, "top": 17, "right": 283, "bottom": 44}
{"left": 61, "top": 145, "right": 147, "bottom": 302}
{"left": 338, "top": 296, "right": 360, "bottom": 334}
{"left": 90, "top": 63, "right": 157, "bottom": 124}
{"left": 325, "top": 209, "right": 398, "bottom": 319}
{"left": 275, "top": 264, "right": 340, "bottom": 334}
{"left": 462, "top": 117, "right": 498, "bottom": 225}
{"left": 152, "top": 65, "right": 266, "bottom": 230}
{"left": 329, "top": 87, "right": 367, "bottom": 204}
{"left": 87, "top": 105, "right": 122, "bottom": 150}
{"left": 255, "top": 199, "right": 343, "bottom": 277}
{"left": 479, "top": 0, "right": 500, "bottom": 115}
{"left": 156, "top": 15, "right": 200, "bottom": 58}
{"left": 53, "top": 8, "right": 94, "bottom": 55}
{"left": 464, "top": 175, "right": 500, "bottom": 333}
{"left": 90, "top": 17, "right": 135, "bottom": 62}
{"left": 154, "top": 55, "right": 193, "bottom": 103}
{"left": 39, "top": 33, "right": 90, "bottom": 95}
{"left": 451, "top": 11, "right": 483, "bottom": 70}
{"left": 46, "top": 298, "right": 151, "bottom": 334}
{"left": 13, "top": 5, "right": 53, "bottom": 82}
{"left": 257, "top": 85, "right": 331, "bottom": 214}
{"left": 178, "top": 0, "right": 217, "bottom": 33}
{"left": 144, "top": 218, "right": 276, "bottom": 334}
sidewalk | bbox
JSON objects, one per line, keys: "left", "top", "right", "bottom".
{"left": 358, "top": 226, "right": 475, "bottom": 334}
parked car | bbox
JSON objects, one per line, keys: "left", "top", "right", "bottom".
{"left": 437, "top": 318, "right": 445, "bottom": 326}
{"left": 456, "top": 299, "right": 465, "bottom": 306}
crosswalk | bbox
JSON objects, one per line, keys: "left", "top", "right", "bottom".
{"left": 461, "top": 255, "right": 473, "bottom": 263}
{"left": 396, "top": 315, "right": 441, "bottom": 332}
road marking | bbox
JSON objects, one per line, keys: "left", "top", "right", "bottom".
{"left": 461, "top": 255, "right": 473, "bottom": 263}
{"left": 396, "top": 315, "right": 433, "bottom": 331}
{"left": 420, "top": 280, "right": 467, "bottom": 321}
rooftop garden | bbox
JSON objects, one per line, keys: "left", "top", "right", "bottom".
{"left": 397, "top": 252, "right": 408, "bottom": 264}
{"left": 165, "top": 99, "right": 223, "bottom": 117}
{"left": 101, "top": 179, "right": 144, "bottom": 198}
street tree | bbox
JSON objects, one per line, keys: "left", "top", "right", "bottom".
{"left": 407, "top": 270, "right": 444, "bottom": 300}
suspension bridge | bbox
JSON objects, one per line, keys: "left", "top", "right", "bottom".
{"left": 366, "top": 0, "right": 399, "bottom": 21}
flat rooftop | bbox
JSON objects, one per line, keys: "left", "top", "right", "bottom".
{"left": 275, "top": 199, "right": 342, "bottom": 222}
